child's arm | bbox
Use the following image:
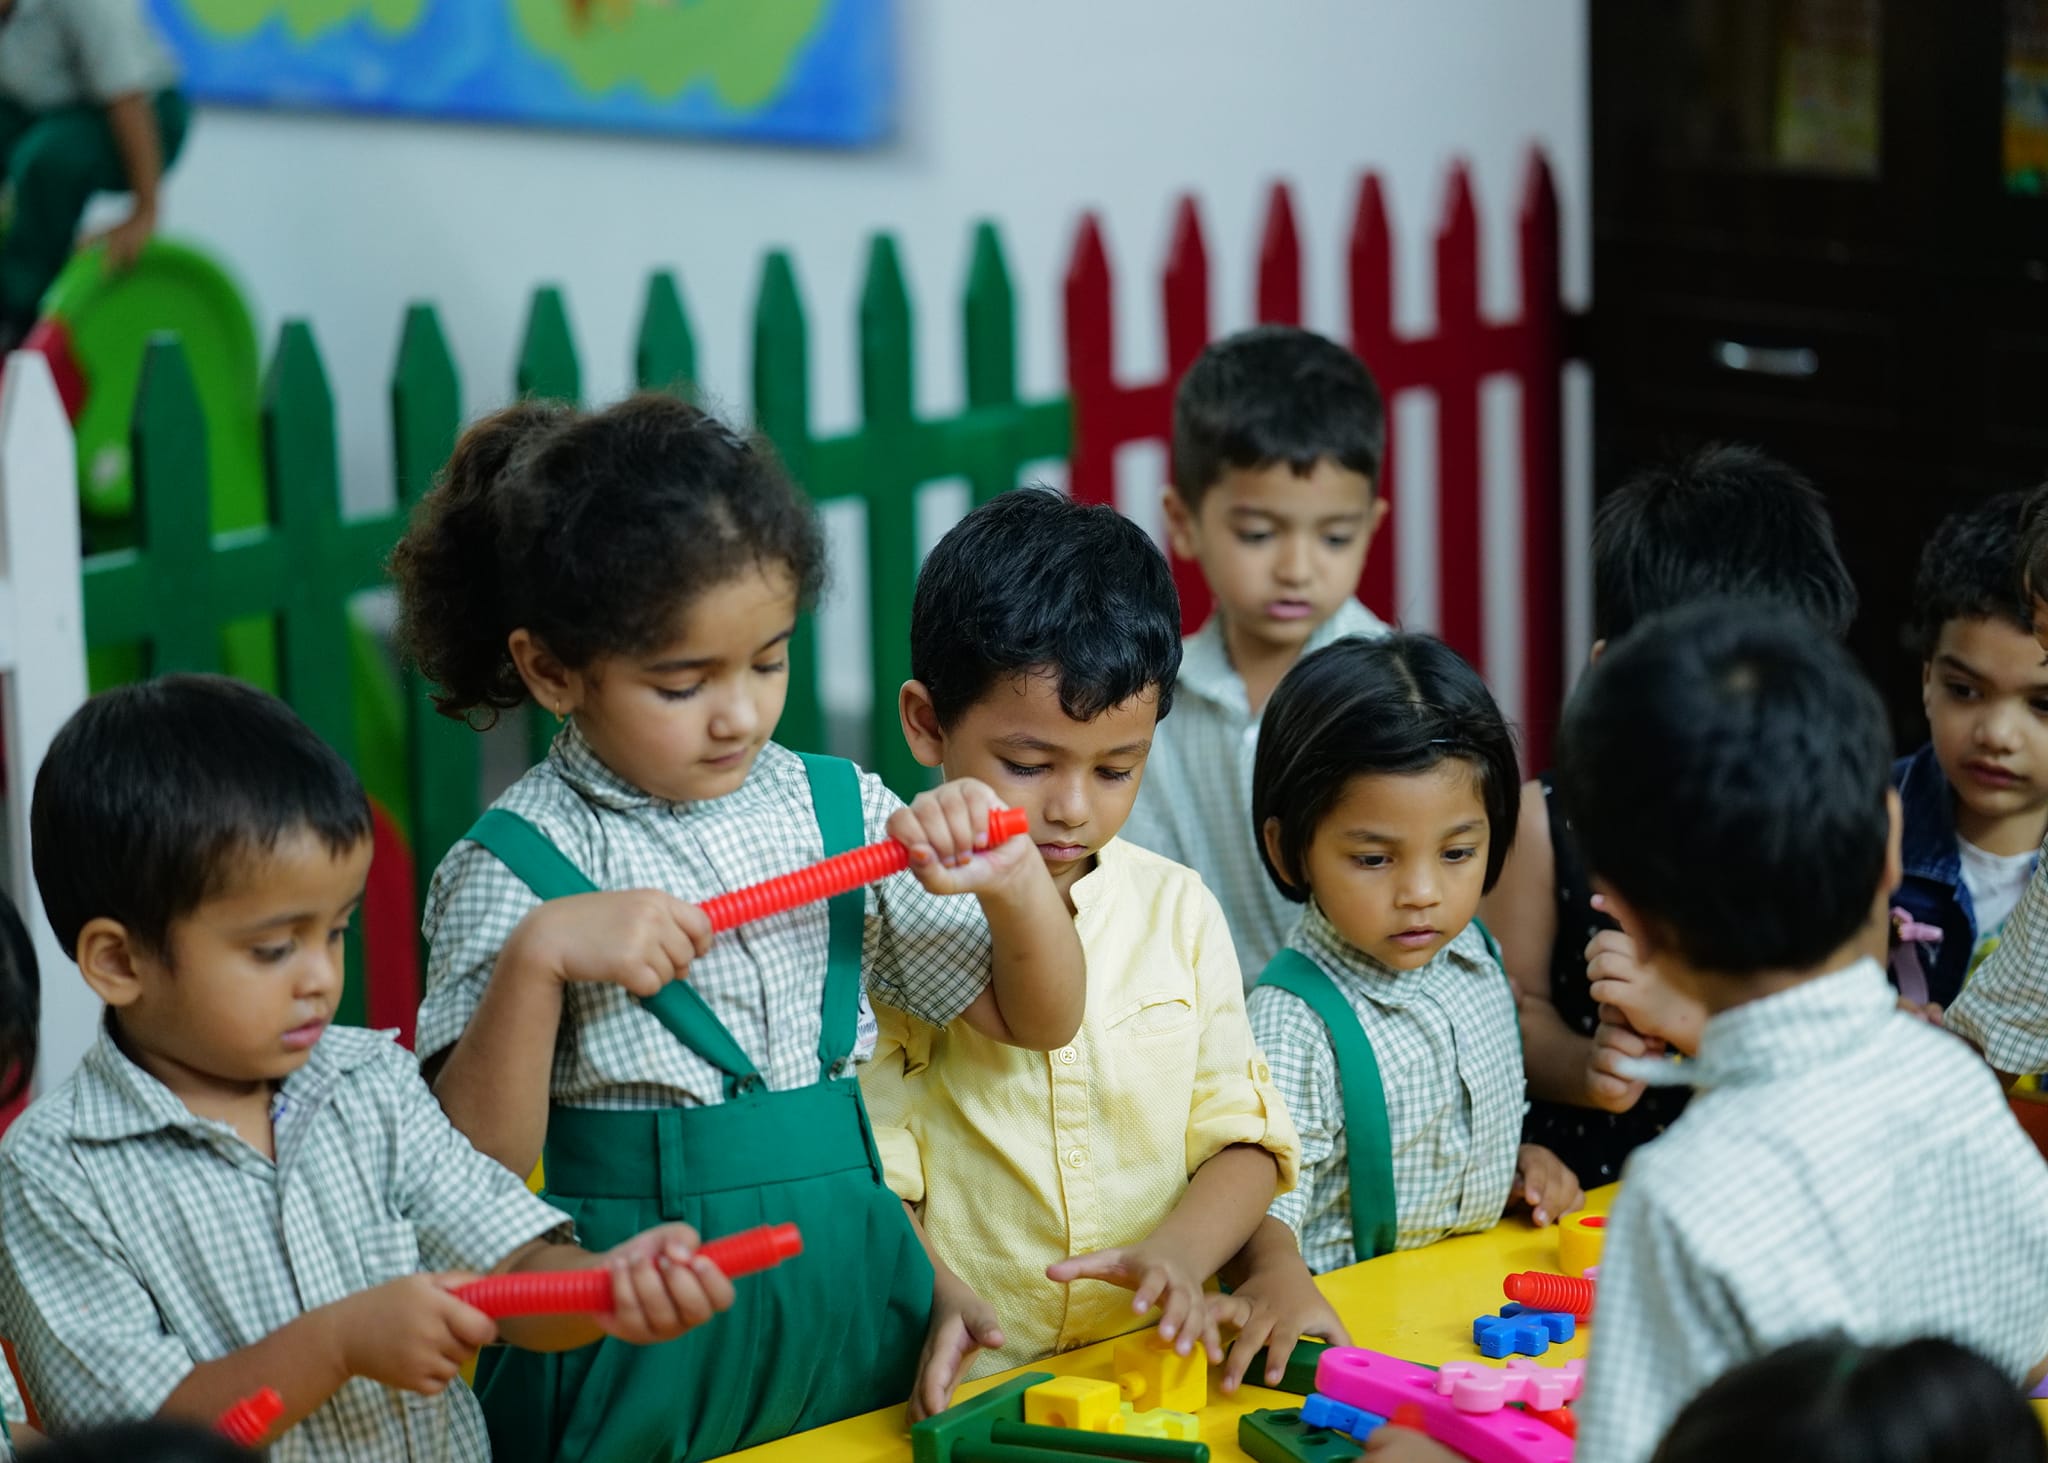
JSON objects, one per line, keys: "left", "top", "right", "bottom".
{"left": 1049, "top": 1144, "right": 1280, "bottom": 1363}
{"left": 480, "top": 1230, "right": 735, "bottom": 1354}
{"left": 1213, "top": 1216, "right": 1351, "bottom": 1393}
{"left": 1508, "top": 1145, "right": 1583, "bottom": 1228}
{"left": 1586, "top": 919, "right": 1706, "bottom": 1056}
{"left": 883, "top": 779, "right": 1085, "bottom": 1050}
{"left": 92, "top": 92, "right": 166, "bottom": 268}
{"left": 428, "top": 887, "right": 713, "bottom": 1174}
{"left": 902, "top": 1203, "right": 1005, "bottom": 1423}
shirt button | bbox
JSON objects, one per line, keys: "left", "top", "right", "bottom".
{"left": 1058, "top": 1047, "right": 1078, "bottom": 1066}
{"left": 1067, "top": 1148, "right": 1086, "bottom": 1169}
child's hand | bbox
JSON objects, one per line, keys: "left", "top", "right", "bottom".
{"left": 1584, "top": 921, "right": 1705, "bottom": 1053}
{"left": 1586, "top": 1012, "right": 1656, "bottom": 1113}
{"left": 590, "top": 1224, "right": 736, "bottom": 1345}
{"left": 1364, "top": 1428, "right": 1466, "bottom": 1461}
{"left": 1047, "top": 1243, "right": 1222, "bottom": 1362}
{"left": 889, "top": 780, "right": 1035, "bottom": 898}
{"left": 907, "top": 1271, "right": 1006, "bottom": 1422}
{"left": 333, "top": 1273, "right": 499, "bottom": 1395}
{"left": 1509, "top": 1145, "right": 1583, "bottom": 1228}
{"left": 508, "top": 890, "right": 713, "bottom": 998}
{"left": 1211, "top": 1258, "right": 1352, "bottom": 1393}
{"left": 1897, "top": 997, "right": 1946, "bottom": 1026}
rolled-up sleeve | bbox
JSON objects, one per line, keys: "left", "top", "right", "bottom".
{"left": 859, "top": 1002, "right": 929, "bottom": 1205}
{"left": 1186, "top": 893, "right": 1299, "bottom": 1192}
{"left": 1947, "top": 853, "right": 2048, "bottom": 1074}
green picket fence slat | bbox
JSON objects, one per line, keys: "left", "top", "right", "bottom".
{"left": 637, "top": 270, "right": 697, "bottom": 397}
{"left": 515, "top": 285, "right": 582, "bottom": 767}
{"left": 752, "top": 249, "right": 824, "bottom": 758}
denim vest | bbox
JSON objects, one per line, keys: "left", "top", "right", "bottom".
{"left": 1891, "top": 743, "right": 2035, "bottom": 1009}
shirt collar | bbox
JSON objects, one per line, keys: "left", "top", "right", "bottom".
{"left": 1688, "top": 959, "right": 1897, "bottom": 1090}
{"left": 1067, "top": 838, "right": 1133, "bottom": 915}
{"left": 550, "top": 718, "right": 783, "bottom": 817}
{"left": 1290, "top": 898, "right": 1451, "bottom": 1009}
{"left": 1178, "top": 599, "right": 1388, "bottom": 716}
{"left": 70, "top": 1018, "right": 379, "bottom": 1145}
{"left": 1895, "top": 743, "right": 1962, "bottom": 886}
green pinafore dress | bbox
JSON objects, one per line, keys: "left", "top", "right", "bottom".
{"left": 466, "top": 753, "right": 934, "bottom": 1463}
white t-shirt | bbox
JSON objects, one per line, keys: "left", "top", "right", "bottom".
{"left": 1961, "top": 839, "right": 2037, "bottom": 950}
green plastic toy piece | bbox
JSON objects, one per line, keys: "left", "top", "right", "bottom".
{"left": 911, "top": 1372, "right": 1054, "bottom": 1463}
{"left": 1238, "top": 1408, "right": 1362, "bottom": 1463}
{"left": 990, "top": 1418, "right": 1208, "bottom": 1460}
{"left": 1241, "top": 1339, "right": 1334, "bottom": 1397}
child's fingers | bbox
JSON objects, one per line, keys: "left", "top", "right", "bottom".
{"left": 1046, "top": 1249, "right": 1127, "bottom": 1287}
{"left": 607, "top": 1257, "right": 650, "bottom": 1338}
{"left": 688, "top": 1255, "right": 736, "bottom": 1314}
{"left": 886, "top": 807, "right": 935, "bottom": 862}
{"left": 1154, "top": 1278, "right": 1194, "bottom": 1352}
{"left": 623, "top": 1256, "right": 683, "bottom": 1337}
{"left": 1130, "top": 1264, "right": 1172, "bottom": 1322}
{"left": 669, "top": 899, "right": 715, "bottom": 958}
{"left": 1219, "top": 1313, "right": 1276, "bottom": 1393}
{"left": 1196, "top": 1292, "right": 1225, "bottom": 1365}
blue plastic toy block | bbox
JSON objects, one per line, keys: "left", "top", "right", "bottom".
{"left": 1471, "top": 1303, "right": 1574, "bottom": 1358}
{"left": 1300, "top": 1392, "right": 1387, "bottom": 1442}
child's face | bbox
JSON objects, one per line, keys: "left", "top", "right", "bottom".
{"left": 112, "top": 830, "right": 371, "bottom": 1097}
{"left": 1291, "top": 761, "right": 1490, "bottom": 971}
{"left": 907, "top": 671, "right": 1158, "bottom": 902}
{"left": 1163, "top": 460, "right": 1384, "bottom": 653}
{"left": 565, "top": 565, "right": 798, "bottom": 804}
{"left": 1922, "top": 615, "right": 2048, "bottom": 835}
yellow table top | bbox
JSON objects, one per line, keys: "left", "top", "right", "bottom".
{"left": 717, "top": 1188, "right": 1613, "bottom": 1462}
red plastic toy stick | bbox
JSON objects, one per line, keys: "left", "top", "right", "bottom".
{"left": 217, "top": 1387, "right": 283, "bottom": 1446}
{"left": 1388, "top": 1403, "right": 1430, "bottom": 1434}
{"left": 454, "top": 1224, "right": 804, "bottom": 1318}
{"left": 1503, "top": 1271, "right": 1596, "bottom": 1318}
{"left": 1528, "top": 1407, "right": 1577, "bottom": 1439}
{"left": 698, "top": 809, "right": 1029, "bottom": 932}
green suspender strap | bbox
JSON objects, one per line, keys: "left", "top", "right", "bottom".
{"left": 796, "top": 752, "right": 867, "bottom": 1077}
{"left": 1260, "top": 948, "right": 1399, "bottom": 1263}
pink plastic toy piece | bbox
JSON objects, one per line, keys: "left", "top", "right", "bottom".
{"left": 1504, "top": 1270, "right": 1596, "bottom": 1318}
{"left": 699, "top": 809, "right": 1029, "bottom": 931}
{"left": 456, "top": 1224, "right": 804, "bottom": 1317}
{"left": 1316, "top": 1348, "right": 1572, "bottom": 1463}
{"left": 1436, "top": 1359, "right": 1585, "bottom": 1414}
{"left": 217, "top": 1387, "right": 283, "bottom": 1446}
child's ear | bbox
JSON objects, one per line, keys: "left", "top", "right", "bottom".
{"left": 1161, "top": 488, "right": 1200, "bottom": 561}
{"left": 1260, "top": 816, "right": 1299, "bottom": 893}
{"left": 897, "top": 681, "right": 949, "bottom": 770}
{"left": 1362, "top": 493, "right": 1390, "bottom": 550}
{"left": 1920, "top": 658, "right": 1936, "bottom": 717}
{"left": 74, "top": 918, "right": 147, "bottom": 1009}
{"left": 1587, "top": 638, "right": 1607, "bottom": 666}
{"left": 507, "top": 629, "right": 579, "bottom": 719}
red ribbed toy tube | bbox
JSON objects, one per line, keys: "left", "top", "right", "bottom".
{"left": 217, "top": 1387, "right": 283, "bottom": 1446}
{"left": 699, "top": 808, "right": 1029, "bottom": 932}
{"left": 455, "top": 1224, "right": 804, "bottom": 1318}
{"left": 1503, "top": 1270, "right": 1596, "bottom": 1318}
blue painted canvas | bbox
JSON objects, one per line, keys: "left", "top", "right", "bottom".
{"left": 146, "top": 0, "right": 893, "bottom": 145}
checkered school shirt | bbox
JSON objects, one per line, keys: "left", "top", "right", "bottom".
{"left": 1944, "top": 839, "right": 2048, "bottom": 1073}
{"left": 0, "top": 1024, "right": 570, "bottom": 1461}
{"left": 1247, "top": 904, "right": 1523, "bottom": 1274}
{"left": 1123, "top": 599, "right": 1391, "bottom": 986}
{"left": 1574, "top": 960, "right": 2048, "bottom": 1463}
{"left": 418, "top": 726, "right": 992, "bottom": 1107}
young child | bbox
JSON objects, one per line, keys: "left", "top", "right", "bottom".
{"left": 1241, "top": 635, "right": 1582, "bottom": 1281}
{"left": 1892, "top": 493, "right": 2048, "bottom": 1013}
{"left": 1556, "top": 601, "right": 2048, "bottom": 1463}
{"left": 1941, "top": 483, "right": 2048, "bottom": 1078}
{"left": 860, "top": 487, "right": 1318, "bottom": 1416}
{"left": 1366, "top": 1336, "right": 2048, "bottom": 1463}
{"left": 396, "top": 395, "right": 1085, "bottom": 1463}
{"left": 0, "top": 677, "right": 737, "bottom": 1459}
{"left": 0, "top": 0, "right": 188, "bottom": 341}
{"left": 1480, "top": 443, "right": 1859, "bottom": 1185}
{"left": 1123, "top": 325, "right": 1391, "bottom": 983}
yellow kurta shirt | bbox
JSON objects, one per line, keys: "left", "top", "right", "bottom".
{"left": 862, "top": 838, "right": 1301, "bottom": 1378}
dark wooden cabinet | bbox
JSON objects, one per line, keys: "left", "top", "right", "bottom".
{"left": 1592, "top": 0, "right": 2048, "bottom": 745}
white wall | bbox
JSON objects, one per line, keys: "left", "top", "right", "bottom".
{"left": 147, "top": 0, "right": 1591, "bottom": 739}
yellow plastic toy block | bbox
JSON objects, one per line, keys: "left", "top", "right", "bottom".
{"left": 1118, "top": 1402, "right": 1200, "bottom": 1439}
{"left": 1023, "top": 1376, "right": 1122, "bottom": 1433}
{"left": 1113, "top": 1329, "right": 1207, "bottom": 1414}
{"left": 1558, "top": 1212, "right": 1607, "bottom": 1277}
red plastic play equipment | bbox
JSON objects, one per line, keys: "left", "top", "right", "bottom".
{"left": 216, "top": 1386, "right": 283, "bottom": 1446}
{"left": 698, "top": 809, "right": 1028, "bottom": 932}
{"left": 1502, "top": 1271, "right": 1595, "bottom": 1319}
{"left": 455, "top": 1224, "right": 804, "bottom": 1318}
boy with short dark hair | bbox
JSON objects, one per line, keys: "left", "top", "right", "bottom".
{"left": 1123, "top": 325, "right": 1392, "bottom": 982}
{"left": 1891, "top": 493, "right": 2048, "bottom": 1013}
{"left": 865, "top": 487, "right": 1319, "bottom": 1417}
{"left": 1556, "top": 603, "right": 2048, "bottom": 1463}
{"left": 1481, "top": 443, "right": 1860, "bottom": 1185}
{"left": 0, "top": 676, "right": 739, "bottom": 1460}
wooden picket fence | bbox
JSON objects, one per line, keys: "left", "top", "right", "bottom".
{"left": 1, "top": 149, "right": 1583, "bottom": 1082}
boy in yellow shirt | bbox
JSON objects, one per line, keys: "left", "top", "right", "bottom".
{"left": 863, "top": 488, "right": 1319, "bottom": 1418}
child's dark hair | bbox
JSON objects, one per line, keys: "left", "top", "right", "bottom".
{"left": 911, "top": 486, "right": 1182, "bottom": 727}
{"left": 1254, "top": 634, "right": 1521, "bottom": 901}
{"left": 0, "top": 889, "right": 38, "bottom": 1107}
{"left": 30, "top": 1420, "right": 260, "bottom": 1463}
{"left": 2017, "top": 480, "right": 2048, "bottom": 609}
{"left": 1909, "top": 491, "right": 2032, "bottom": 658}
{"left": 1171, "top": 326, "right": 1385, "bottom": 507}
{"left": 1593, "top": 443, "right": 1858, "bottom": 643}
{"left": 1654, "top": 1335, "right": 2047, "bottom": 1463}
{"left": 1556, "top": 599, "right": 1890, "bottom": 976}
{"left": 31, "top": 675, "right": 372, "bottom": 959}
{"left": 391, "top": 393, "right": 827, "bottom": 724}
